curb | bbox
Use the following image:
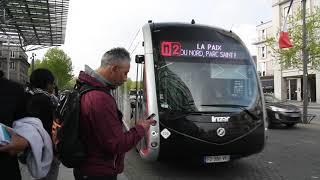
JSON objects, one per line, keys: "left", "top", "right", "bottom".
{"left": 297, "top": 106, "right": 320, "bottom": 110}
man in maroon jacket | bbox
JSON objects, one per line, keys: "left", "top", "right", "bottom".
{"left": 74, "top": 48, "right": 155, "bottom": 180}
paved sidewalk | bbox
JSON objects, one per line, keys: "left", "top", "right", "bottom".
{"left": 21, "top": 163, "right": 128, "bottom": 180}
{"left": 286, "top": 100, "right": 320, "bottom": 109}
{"left": 312, "top": 120, "right": 320, "bottom": 125}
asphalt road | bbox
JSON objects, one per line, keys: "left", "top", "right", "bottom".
{"left": 122, "top": 123, "right": 320, "bottom": 180}
{"left": 21, "top": 110, "right": 320, "bottom": 180}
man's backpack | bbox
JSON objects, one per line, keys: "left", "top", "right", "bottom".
{"left": 52, "top": 81, "right": 110, "bottom": 168}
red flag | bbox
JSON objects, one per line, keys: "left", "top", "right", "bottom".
{"left": 279, "top": 32, "right": 293, "bottom": 48}
{"left": 279, "top": 0, "right": 294, "bottom": 49}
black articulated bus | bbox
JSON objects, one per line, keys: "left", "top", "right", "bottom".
{"left": 123, "top": 21, "right": 267, "bottom": 164}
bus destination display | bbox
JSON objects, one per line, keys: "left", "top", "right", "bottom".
{"left": 161, "top": 41, "right": 245, "bottom": 59}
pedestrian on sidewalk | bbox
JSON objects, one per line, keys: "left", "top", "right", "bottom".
{"left": 0, "top": 70, "right": 29, "bottom": 180}
{"left": 74, "top": 47, "right": 155, "bottom": 180}
{"left": 25, "top": 68, "right": 60, "bottom": 180}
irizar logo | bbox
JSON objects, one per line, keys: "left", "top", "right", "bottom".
{"left": 211, "top": 116, "right": 230, "bottom": 123}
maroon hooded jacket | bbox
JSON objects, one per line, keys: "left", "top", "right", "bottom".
{"left": 76, "top": 71, "right": 145, "bottom": 176}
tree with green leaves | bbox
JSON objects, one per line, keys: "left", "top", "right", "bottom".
{"left": 266, "top": 7, "right": 320, "bottom": 70}
{"left": 123, "top": 79, "right": 143, "bottom": 92}
{"left": 30, "top": 48, "right": 73, "bottom": 89}
{"left": 63, "top": 77, "right": 77, "bottom": 90}
{"left": 28, "top": 59, "right": 43, "bottom": 75}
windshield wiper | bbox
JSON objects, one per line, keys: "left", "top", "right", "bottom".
{"left": 201, "top": 104, "right": 259, "bottom": 120}
{"left": 239, "top": 107, "right": 259, "bottom": 120}
{"left": 158, "top": 62, "right": 174, "bottom": 69}
{"left": 201, "top": 104, "right": 246, "bottom": 107}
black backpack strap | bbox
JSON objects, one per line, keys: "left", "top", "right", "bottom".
{"left": 79, "top": 84, "right": 111, "bottom": 96}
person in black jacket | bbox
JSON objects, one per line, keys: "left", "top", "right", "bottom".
{"left": 26, "top": 69, "right": 57, "bottom": 136}
{"left": 26, "top": 68, "right": 60, "bottom": 180}
{"left": 0, "top": 70, "right": 30, "bottom": 180}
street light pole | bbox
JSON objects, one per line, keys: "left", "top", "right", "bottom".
{"left": 302, "top": 0, "right": 308, "bottom": 123}
{"left": 30, "top": 53, "right": 36, "bottom": 72}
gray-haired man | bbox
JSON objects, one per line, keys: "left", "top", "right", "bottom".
{"left": 74, "top": 47, "right": 155, "bottom": 180}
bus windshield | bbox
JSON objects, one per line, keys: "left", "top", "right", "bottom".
{"left": 156, "top": 57, "right": 257, "bottom": 112}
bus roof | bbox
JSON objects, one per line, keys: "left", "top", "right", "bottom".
{"left": 149, "top": 22, "right": 242, "bottom": 42}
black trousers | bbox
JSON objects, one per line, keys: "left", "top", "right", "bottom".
{"left": 73, "top": 169, "right": 117, "bottom": 180}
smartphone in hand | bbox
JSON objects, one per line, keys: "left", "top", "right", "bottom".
{"left": 0, "top": 124, "right": 11, "bottom": 145}
{"left": 146, "top": 113, "right": 156, "bottom": 120}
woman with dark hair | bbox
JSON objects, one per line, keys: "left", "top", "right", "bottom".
{"left": 27, "top": 69, "right": 58, "bottom": 133}
{"left": 26, "top": 68, "right": 60, "bottom": 180}
{"left": 29, "top": 68, "right": 56, "bottom": 94}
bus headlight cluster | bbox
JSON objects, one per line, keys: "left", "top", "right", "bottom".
{"left": 151, "top": 131, "right": 157, "bottom": 136}
{"left": 151, "top": 142, "right": 158, "bottom": 147}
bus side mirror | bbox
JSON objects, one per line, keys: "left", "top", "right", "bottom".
{"left": 135, "top": 55, "right": 145, "bottom": 64}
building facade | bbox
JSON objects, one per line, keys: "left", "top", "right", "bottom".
{"left": 254, "top": 21, "right": 274, "bottom": 93}
{"left": 255, "top": 0, "right": 320, "bottom": 103}
{"left": 0, "top": 41, "right": 30, "bottom": 84}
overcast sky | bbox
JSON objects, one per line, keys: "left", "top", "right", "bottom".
{"left": 27, "top": 0, "right": 272, "bottom": 78}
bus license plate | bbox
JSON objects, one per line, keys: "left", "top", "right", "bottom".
{"left": 204, "top": 155, "right": 230, "bottom": 163}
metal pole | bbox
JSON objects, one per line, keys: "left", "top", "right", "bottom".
{"left": 6, "top": 36, "right": 10, "bottom": 79}
{"left": 302, "top": 0, "right": 308, "bottom": 123}
{"left": 31, "top": 53, "right": 35, "bottom": 72}
{"left": 134, "top": 63, "right": 139, "bottom": 124}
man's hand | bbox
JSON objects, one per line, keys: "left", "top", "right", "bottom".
{"left": 136, "top": 119, "right": 156, "bottom": 132}
{"left": 0, "top": 127, "right": 29, "bottom": 155}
